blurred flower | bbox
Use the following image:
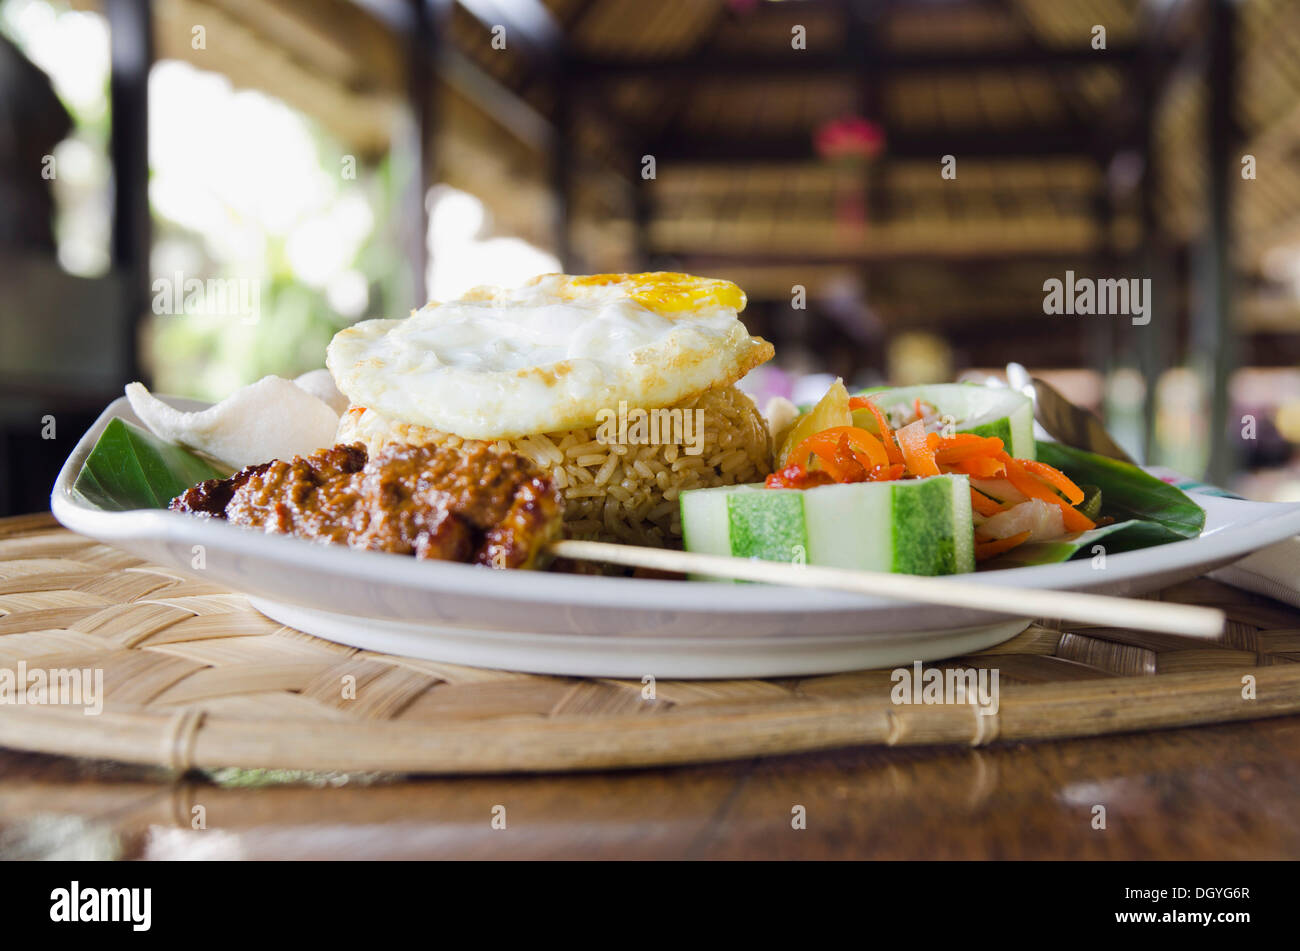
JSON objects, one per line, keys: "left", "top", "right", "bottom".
{"left": 814, "top": 115, "right": 886, "bottom": 162}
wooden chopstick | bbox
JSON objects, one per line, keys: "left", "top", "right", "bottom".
{"left": 548, "top": 539, "right": 1226, "bottom": 639}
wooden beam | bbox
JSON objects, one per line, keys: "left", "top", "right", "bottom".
{"left": 441, "top": 46, "right": 553, "bottom": 153}
{"left": 850, "top": 0, "right": 887, "bottom": 223}
{"left": 348, "top": 0, "right": 417, "bottom": 33}
{"left": 1192, "top": 0, "right": 1237, "bottom": 485}
{"left": 632, "top": 174, "right": 652, "bottom": 270}
{"left": 456, "top": 0, "right": 562, "bottom": 63}
{"left": 1135, "top": 0, "right": 1178, "bottom": 463}
{"left": 1241, "top": 333, "right": 1300, "bottom": 368}
{"left": 400, "top": 0, "right": 446, "bottom": 307}
{"left": 649, "top": 129, "right": 1104, "bottom": 163}
{"left": 342, "top": 1, "right": 558, "bottom": 156}
{"left": 571, "top": 45, "right": 1141, "bottom": 81}
{"left": 672, "top": 251, "right": 1100, "bottom": 269}
{"left": 104, "top": 0, "right": 153, "bottom": 386}
{"left": 552, "top": 63, "right": 574, "bottom": 270}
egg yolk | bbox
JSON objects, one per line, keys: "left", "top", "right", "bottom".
{"left": 568, "top": 272, "right": 746, "bottom": 316}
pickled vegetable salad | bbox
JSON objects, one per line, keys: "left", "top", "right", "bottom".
{"left": 767, "top": 381, "right": 1097, "bottom": 563}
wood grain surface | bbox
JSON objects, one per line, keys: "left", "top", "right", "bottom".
{"left": 4, "top": 515, "right": 1300, "bottom": 775}
{"left": 2, "top": 715, "right": 1299, "bottom": 859}
{"left": 3, "top": 512, "right": 1300, "bottom": 858}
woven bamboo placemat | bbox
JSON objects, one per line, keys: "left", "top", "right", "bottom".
{"left": 2, "top": 513, "right": 1299, "bottom": 775}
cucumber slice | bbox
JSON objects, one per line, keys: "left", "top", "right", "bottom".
{"left": 680, "top": 474, "right": 974, "bottom": 576}
{"left": 855, "top": 383, "right": 1036, "bottom": 461}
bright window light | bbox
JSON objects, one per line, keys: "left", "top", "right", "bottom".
{"left": 426, "top": 185, "right": 559, "bottom": 301}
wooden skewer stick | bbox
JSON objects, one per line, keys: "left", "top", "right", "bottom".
{"left": 548, "top": 540, "right": 1226, "bottom": 639}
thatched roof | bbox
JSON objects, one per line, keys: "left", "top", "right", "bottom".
{"left": 71, "top": 0, "right": 1300, "bottom": 360}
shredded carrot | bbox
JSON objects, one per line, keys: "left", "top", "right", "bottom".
{"left": 896, "top": 420, "right": 940, "bottom": 477}
{"left": 951, "top": 456, "right": 1005, "bottom": 479}
{"left": 774, "top": 399, "right": 1096, "bottom": 550}
{"left": 929, "top": 434, "right": 1002, "bottom": 452}
{"left": 997, "top": 453, "right": 1085, "bottom": 504}
{"left": 992, "top": 454, "right": 1095, "bottom": 531}
{"left": 795, "top": 435, "right": 862, "bottom": 482}
{"left": 1000, "top": 456, "right": 1062, "bottom": 504}
{"left": 850, "top": 397, "right": 904, "bottom": 465}
{"left": 926, "top": 432, "right": 1000, "bottom": 450}
{"left": 868, "top": 463, "right": 906, "bottom": 482}
{"left": 840, "top": 433, "right": 889, "bottom": 472}
{"left": 1058, "top": 502, "right": 1096, "bottom": 533}
{"left": 970, "top": 487, "right": 1007, "bottom": 516}
{"left": 930, "top": 434, "right": 1005, "bottom": 465}
{"left": 789, "top": 426, "right": 890, "bottom": 481}
{"left": 975, "top": 530, "right": 1032, "bottom": 561}
{"left": 1017, "top": 458, "right": 1085, "bottom": 505}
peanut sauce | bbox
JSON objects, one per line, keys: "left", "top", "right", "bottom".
{"left": 171, "top": 442, "right": 563, "bottom": 569}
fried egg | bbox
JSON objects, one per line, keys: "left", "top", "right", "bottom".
{"left": 326, "top": 272, "right": 774, "bottom": 440}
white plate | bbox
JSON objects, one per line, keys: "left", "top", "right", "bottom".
{"left": 51, "top": 397, "right": 1300, "bottom": 678}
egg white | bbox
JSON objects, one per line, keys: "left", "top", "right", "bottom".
{"left": 326, "top": 273, "right": 773, "bottom": 440}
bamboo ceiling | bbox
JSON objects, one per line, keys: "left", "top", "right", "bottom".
{"left": 67, "top": 0, "right": 1300, "bottom": 335}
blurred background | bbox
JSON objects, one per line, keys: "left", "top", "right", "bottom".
{"left": 3, "top": 0, "right": 1299, "bottom": 514}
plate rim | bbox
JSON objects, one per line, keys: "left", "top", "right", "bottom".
{"left": 50, "top": 395, "right": 1300, "bottom": 615}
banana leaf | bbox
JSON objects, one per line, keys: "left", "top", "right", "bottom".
{"left": 980, "top": 441, "right": 1206, "bottom": 570}
{"left": 73, "top": 418, "right": 232, "bottom": 511}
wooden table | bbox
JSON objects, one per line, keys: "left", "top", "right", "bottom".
{"left": 3, "top": 713, "right": 1299, "bottom": 860}
{"left": 4, "top": 510, "right": 1299, "bottom": 860}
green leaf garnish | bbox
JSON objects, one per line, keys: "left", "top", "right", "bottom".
{"left": 72, "top": 418, "right": 232, "bottom": 511}
{"left": 980, "top": 441, "right": 1205, "bottom": 569}
{"left": 1035, "top": 441, "right": 1205, "bottom": 540}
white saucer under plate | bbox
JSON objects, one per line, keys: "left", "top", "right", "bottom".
{"left": 51, "top": 396, "right": 1300, "bottom": 678}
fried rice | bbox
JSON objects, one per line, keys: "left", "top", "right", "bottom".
{"left": 337, "top": 384, "right": 772, "bottom": 547}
